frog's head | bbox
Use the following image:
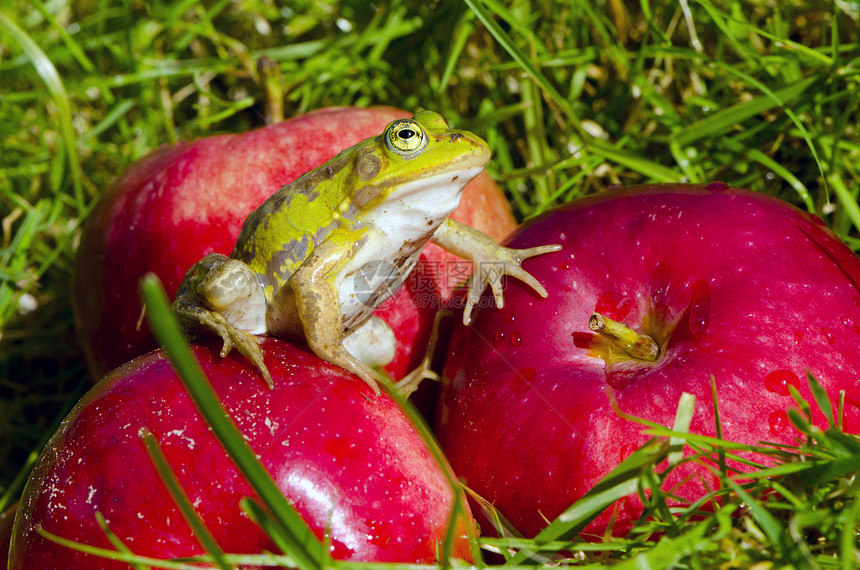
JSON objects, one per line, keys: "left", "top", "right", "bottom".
{"left": 347, "top": 110, "right": 491, "bottom": 215}
{"left": 381, "top": 110, "right": 490, "bottom": 168}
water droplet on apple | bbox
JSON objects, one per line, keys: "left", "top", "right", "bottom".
{"left": 493, "top": 330, "right": 505, "bottom": 346}
{"left": 705, "top": 181, "right": 729, "bottom": 193}
{"left": 768, "top": 410, "right": 789, "bottom": 435}
{"left": 687, "top": 280, "right": 710, "bottom": 340}
{"left": 764, "top": 369, "right": 801, "bottom": 396}
{"left": 792, "top": 330, "right": 804, "bottom": 344}
{"left": 510, "top": 332, "right": 522, "bottom": 346}
{"left": 840, "top": 315, "right": 854, "bottom": 329}
{"left": 511, "top": 366, "right": 536, "bottom": 393}
{"left": 505, "top": 311, "right": 516, "bottom": 323}
{"left": 822, "top": 326, "right": 836, "bottom": 344}
{"left": 559, "top": 260, "right": 571, "bottom": 271}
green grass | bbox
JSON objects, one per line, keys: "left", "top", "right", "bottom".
{"left": 2, "top": 0, "right": 860, "bottom": 566}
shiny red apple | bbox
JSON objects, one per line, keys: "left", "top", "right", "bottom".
{"left": 73, "top": 107, "right": 515, "bottom": 382}
{"left": 436, "top": 183, "right": 860, "bottom": 537}
{"left": 10, "top": 339, "right": 475, "bottom": 568}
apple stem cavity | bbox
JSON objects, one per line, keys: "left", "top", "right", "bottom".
{"left": 588, "top": 313, "right": 660, "bottom": 362}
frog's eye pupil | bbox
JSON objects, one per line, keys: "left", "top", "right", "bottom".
{"left": 399, "top": 129, "right": 416, "bottom": 140}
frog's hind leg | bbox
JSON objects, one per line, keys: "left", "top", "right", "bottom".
{"left": 173, "top": 253, "right": 273, "bottom": 388}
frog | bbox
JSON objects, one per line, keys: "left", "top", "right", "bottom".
{"left": 172, "top": 110, "right": 561, "bottom": 393}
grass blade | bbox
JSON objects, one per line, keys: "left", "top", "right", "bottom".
{"left": 0, "top": 10, "right": 83, "bottom": 209}
{"left": 589, "top": 138, "right": 682, "bottom": 182}
{"left": 667, "top": 392, "right": 696, "bottom": 466}
{"left": 839, "top": 494, "right": 860, "bottom": 570}
{"left": 611, "top": 507, "right": 731, "bottom": 569}
{"left": 37, "top": 526, "right": 207, "bottom": 570}
{"left": 724, "top": 478, "right": 807, "bottom": 567}
{"left": 806, "top": 372, "right": 836, "bottom": 429}
{"left": 95, "top": 512, "right": 148, "bottom": 570}
{"left": 240, "top": 497, "right": 303, "bottom": 564}
{"left": 829, "top": 174, "right": 860, "bottom": 237}
{"left": 141, "top": 428, "right": 234, "bottom": 570}
{"left": 673, "top": 75, "right": 818, "bottom": 148}
{"left": 463, "top": 0, "right": 579, "bottom": 124}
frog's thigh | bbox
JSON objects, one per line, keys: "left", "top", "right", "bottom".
{"left": 343, "top": 316, "right": 396, "bottom": 368}
{"left": 290, "top": 256, "right": 353, "bottom": 357}
{"left": 191, "top": 255, "right": 267, "bottom": 334}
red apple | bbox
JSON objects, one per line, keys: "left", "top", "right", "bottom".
{"left": 10, "top": 339, "right": 475, "bottom": 568}
{"left": 73, "top": 107, "right": 515, "bottom": 381}
{"left": 436, "top": 183, "right": 860, "bottom": 537}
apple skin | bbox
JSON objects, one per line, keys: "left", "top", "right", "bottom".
{"left": 436, "top": 183, "right": 860, "bottom": 538}
{"left": 73, "top": 106, "right": 515, "bottom": 381}
{"left": 10, "top": 339, "right": 475, "bottom": 569}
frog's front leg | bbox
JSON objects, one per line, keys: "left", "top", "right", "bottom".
{"left": 432, "top": 218, "right": 562, "bottom": 325}
{"left": 289, "top": 238, "right": 383, "bottom": 395}
{"left": 172, "top": 253, "right": 272, "bottom": 388}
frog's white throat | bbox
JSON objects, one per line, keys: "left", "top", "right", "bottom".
{"left": 363, "top": 164, "right": 485, "bottom": 243}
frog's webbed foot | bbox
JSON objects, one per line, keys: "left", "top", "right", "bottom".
{"left": 431, "top": 219, "right": 561, "bottom": 325}
{"left": 394, "top": 310, "right": 451, "bottom": 398}
{"left": 462, "top": 242, "right": 562, "bottom": 325}
{"left": 173, "top": 253, "right": 272, "bottom": 388}
{"left": 173, "top": 297, "right": 274, "bottom": 389}
{"left": 218, "top": 322, "right": 273, "bottom": 390}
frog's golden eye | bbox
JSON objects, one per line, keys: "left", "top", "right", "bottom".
{"left": 384, "top": 119, "right": 427, "bottom": 157}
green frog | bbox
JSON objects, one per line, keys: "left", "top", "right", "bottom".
{"left": 173, "top": 110, "right": 560, "bottom": 392}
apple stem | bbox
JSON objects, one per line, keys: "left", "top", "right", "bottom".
{"left": 257, "top": 56, "right": 284, "bottom": 125}
{"left": 588, "top": 313, "right": 660, "bottom": 362}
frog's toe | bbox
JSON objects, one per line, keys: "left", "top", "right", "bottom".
{"left": 396, "top": 366, "right": 439, "bottom": 398}
{"left": 461, "top": 289, "right": 481, "bottom": 325}
{"left": 231, "top": 331, "right": 273, "bottom": 389}
{"left": 487, "top": 273, "right": 506, "bottom": 306}
{"left": 217, "top": 333, "right": 234, "bottom": 357}
{"left": 520, "top": 243, "right": 563, "bottom": 259}
{"left": 357, "top": 373, "right": 382, "bottom": 395}
{"left": 338, "top": 360, "right": 382, "bottom": 395}
{"left": 507, "top": 264, "right": 549, "bottom": 298}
